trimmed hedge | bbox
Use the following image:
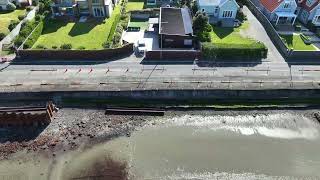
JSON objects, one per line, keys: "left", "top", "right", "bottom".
{"left": 107, "top": 13, "right": 121, "bottom": 42}
{"left": 24, "top": 20, "right": 44, "bottom": 49}
{"left": 202, "top": 42, "right": 268, "bottom": 60}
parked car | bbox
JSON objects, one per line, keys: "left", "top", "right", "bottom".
{"left": 137, "top": 40, "right": 146, "bottom": 54}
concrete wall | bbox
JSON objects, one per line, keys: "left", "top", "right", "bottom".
{"left": 1, "top": 89, "right": 320, "bottom": 105}
{"left": 145, "top": 49, "right": 201, "bottom": 60}
{"left": 17, "top": 43, "right": 134, "bottom": 60}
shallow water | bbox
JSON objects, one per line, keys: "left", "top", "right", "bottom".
{"left": 104, "top": 113, "right": 320, "bottom": 179}
{"left": 1, "top": 112, "right": 320, "bottom": 180}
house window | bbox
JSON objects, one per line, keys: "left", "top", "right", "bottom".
{"left": 93, "top": 7, "right": 104, "bottom": 17}
{"left": 283, "top": 2, "right": 290, "bottom": 8}
{"left": 222, "top": 10, "right": 233, "bottom": 18}
{"left": 306, "top": 0, "right": 315, "bottom": 7}
{"left": 214, "top": 7, "right": 218, "bottom": 14}
{"left": 92, "top": 0, "right": 100, "bottom": 3}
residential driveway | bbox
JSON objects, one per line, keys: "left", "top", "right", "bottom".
{"left": 242, "top": 6, "right": 286, "bottom": 63}
{"left": 122, "top": 30, "right": 159, "bottom": 51}
{"left": 122, "top": 30, "right": 144, "bottom": 44}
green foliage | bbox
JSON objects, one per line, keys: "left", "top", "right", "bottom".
{"left": 202, "top": 42, "right": 268, "bottom": 59}
{"left": 77, "top": 46, "right": 86, "bottom": 50}
{"left": 107, "top": 13, "right": 121, "bottom": 42}
{"left": 0, "top": 33, "right": 6, "bottom": 41}
{"left": 191, "top": 1, "right": 198, "bottom": 15}
{"left": 236, "top": 10, "right": 247, "bottom": 22}
{"left": 32, "top": 0, "right": 38, "bottom": 6}
{"left": 193, "top": 11, "right": 209, "bottom": 34}
{"left": 197, "top": 31, "right": 211, "bottom": 42}
{"left": 52, "top": 45, "right": 58, "bottom": 49}
{"left": 8, "top": 20, "right": 19, "bottom": 31}
{"left": 6, "top": 2, "right": 16, "bottom": 11}
{"left": 102, "top": 41, "right": 112, "bottom": 48}
{"left": 113, "top": 32, "right": 122, "bottom": 45}
{"left": 24, "top": 20, "right": 44, "bottom": 49}
{"left": 35, "top": 44, "right": 46, "bottom": 49}
{"left": 60, "top": 43, "right": 72, "bottom": 49}
{"left": 18, "top": 14, "right": 26, "bottom": 21}
{"left": 26, "top": 6, "right": 33, "bottom": 12}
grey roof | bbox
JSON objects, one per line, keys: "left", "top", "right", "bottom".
{"left": 159, "top": 7, "right": 193, "bottom": 36}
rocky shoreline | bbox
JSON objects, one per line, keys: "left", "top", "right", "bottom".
{"left": 0, "top": 108, "right": 319, "bottom": 159}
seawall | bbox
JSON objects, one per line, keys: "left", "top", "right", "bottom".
{"left": 1, "top": 89, "right": 320, "bottom": 105}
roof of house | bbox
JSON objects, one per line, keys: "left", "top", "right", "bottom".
{"left": 159, "top": 7, "right": 193, "bottom": 35}
{"left": 260, "top": 0, "right": 284, "bottom": 12}
{"left": 298, "top": 0, "right": 320, "bottom": 12}
{"left": 198, "top": 0, "right": 226, "bottom": 6}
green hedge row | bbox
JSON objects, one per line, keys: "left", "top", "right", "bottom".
{"left": 107, "top": 13, "right": 121, "bottom": 42}
{"left": 202, "top": 42, "right": 268, "bottom": 59}
{"left": 24, "top": 20, "right": 44, "bottom": 49}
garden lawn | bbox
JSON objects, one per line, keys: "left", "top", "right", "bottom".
{"left": 33, "top": 6, "right": 121, "bottom": 49}
{"left": 0, "top": 9, "right": 26, "bottom": 34}
{"left": 280, "top": 34, "right": 316, "bottom": 51}
{"left": 209, "top": 22, "right": 257, "bottom": 46}
{"left": 126, "top": 0, "right": 144, "bottom": 11}
{"left": 128, "top": 19, "right": 148, "bottom": 30}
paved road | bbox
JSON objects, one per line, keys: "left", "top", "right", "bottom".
{"left": 0, "top": 54, "right": 320, "bottom": 92}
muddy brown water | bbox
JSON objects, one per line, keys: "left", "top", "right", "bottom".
{"left": 0, "top": 112, "right": 320, "bottom": 180}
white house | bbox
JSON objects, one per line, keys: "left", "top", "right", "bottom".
{"left": 197, "top": 0, "right": 240, "bottom": 27}
{"left": 259, "top": 0, "right": 298, "bottom": 25}
{"left": 297, "top": 0, "right": 320, "bottom": 26}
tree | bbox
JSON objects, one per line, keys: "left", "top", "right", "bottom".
{"left": 192, "top": 11, "right": 209, "bottom": 34}
{"left": 191, "top": 1, "right": 198, "bottom": 15}
{"left": 179, "top": 0, "right": 191, "bottom": 8}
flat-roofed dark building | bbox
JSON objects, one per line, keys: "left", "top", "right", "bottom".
{"left": 159, "top": 7, "right": 194, "bottom": 48}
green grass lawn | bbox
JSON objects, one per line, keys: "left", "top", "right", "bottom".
{"left": 280, "top": 34, "right": 317, "bottom": 51}
{"left": 210, "top": 22, "right": 257, "bottom": 45}
{"left": 126, "top": 0, "right": 144, "bottom": 11}
{"left": 0, "top": 9, "right": 26, "bottom": 34}
{"left": 128, "top": 19, "right": 148, "bottom": 30}
{"left": 33, "top": 6, "right": 121, "bottom": 49}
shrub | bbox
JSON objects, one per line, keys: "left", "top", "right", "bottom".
{"left": 26, "top": 6, "right": 33, "bottom": 11}
{"left": 32, "top": 0, "right": 38, "bottom": 6}
{"left": 107, "top": 13, "right": 121, "bottom": 42}
{"left": 35, "top": 14, "right": 44, "bottom": 22}
{"left": 38, "top": 2, "right": 45, "bottom": 14}
{"left": 24, "top": 20, "right": 44, "bottom": 48}
{"left": 14, "top": 20, "right": 40, "bottom": 48}
{"left": 113, "top": 32, "right": 122, "bottom": 45}
{"left": 102, "top": 41, "right": 112, "bottom": 48}
{"left": 0, "top": 33, "right": 6, "bottom": 41}
{"left": 52, "top": 45, "right": 58, "bottom": 49}
{"left": 60, "top": 43, "right": 72, "bottom": 49}
{"left": 202, "top": 42, "right": 268, "bottom": 60}
{"left": 18, "top": 14, "right": 26, "bottom": 21}
{"left": 35, "top": 44, "right": 46, "bottom": 49}
{"left": 6, "top": 2, "right": 16, "bottom": 11}
{"left": 8, "top": 20, "right": 20, "bottom": 31}
{"left": 77, "top": 46, "right": 86, "bottom": 50}
{"left": 236, "top": 10, "right": 247, "bottom": 22}
{"left": 196, "top": 32, "right": 211, "bottom": 42}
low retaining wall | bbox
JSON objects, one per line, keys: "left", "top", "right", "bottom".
{"left": 16, "top": 43, "right": 134, "bottom": 60}
{"left": 288, "top": 50, "right": 320, "bottom": 60}
{"left": 145, "top": 50, "right": 201, "bottom": 60}
{"left": 1, "top": 89, "right": 320, "bottom": 104}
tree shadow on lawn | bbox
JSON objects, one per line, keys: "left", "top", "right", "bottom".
{"left": 41, "top": 19, "right": 69, "bottom": 35}
{"left": 281, "top": 35, "right": 293, "bottom": 47}
{"left": 211, "top": 25, "right": 234, "bottom": 39}
{"left": 68, "top": 18, "right": 104, "bottom": 37}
